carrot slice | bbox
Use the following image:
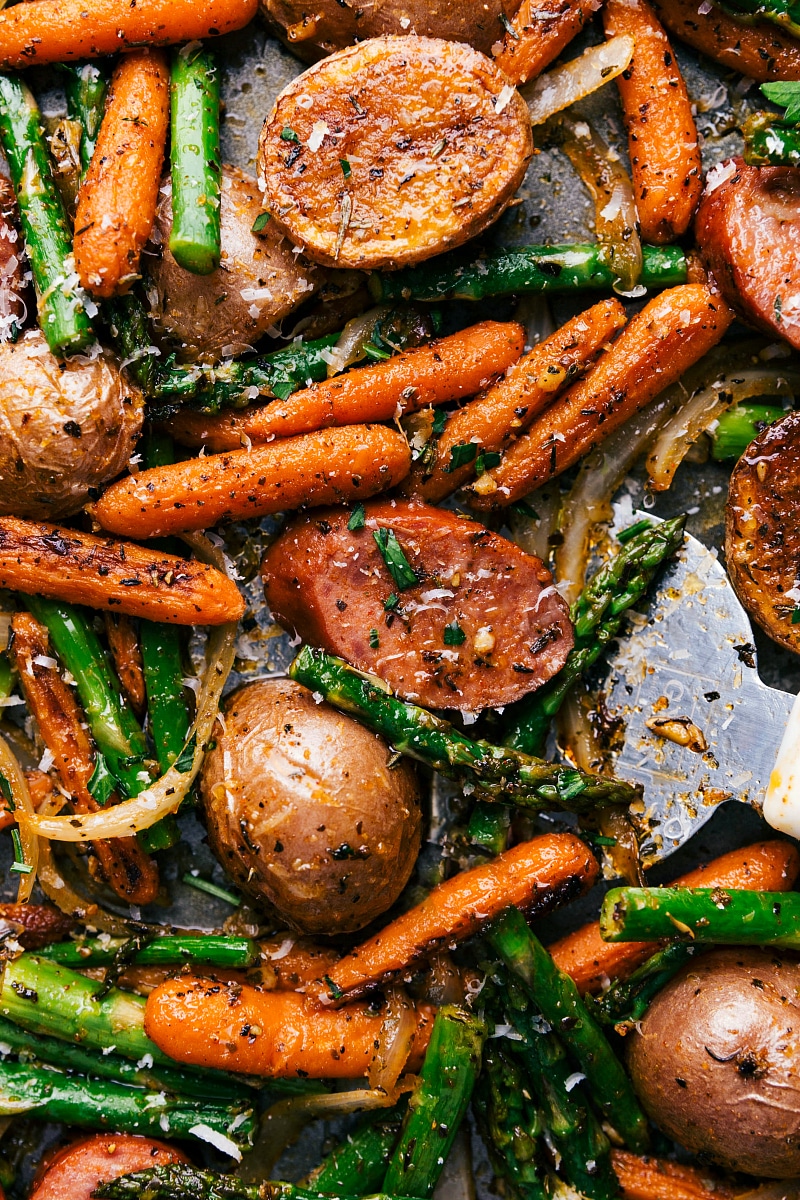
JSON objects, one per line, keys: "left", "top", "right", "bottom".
{"left": 651, "top": 0, "right": 800, "bottom": 82}
{"left": 0, "top": 517, "right": 243, "bottom": 625}
{"left": 405, "top": 298, "right": 626, "bottom": 503}
{"left": 92, "top": 425, "right": 411, "bottom": 540}
{"left": 166, "top": 321, "right": 525, "bottom": 452}
{"left": 495, "top": 0, "right": 601, "bottom": 86}
{"left": 0, "top": 0, "right": 258, "bottom": 68}
{"left": 11, "top": 612, "right": 159, "bottom": 906}
{"left": 604, "top": 0, "right": 702, "bottom": 244}
{"left": 323, "top": 833, "right": 598, "bottom": 1002}
{"left": 144, "top": 976, "right": 434, "bottom": 1078}
{"left": 472, "top": 284, "right": 733, "bottom": 509}
{"left": 549, "top": 839, "right": 800, "bottom": 995}
{"left": 611, "top": 1150, "right": 734, "bottom": 1200}
{"left": 74, "top": 49, "right": 169, "bottom": 297}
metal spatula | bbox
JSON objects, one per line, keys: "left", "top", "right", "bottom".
{"left": 596, "top": 523, "right": 800, "bottom": 864}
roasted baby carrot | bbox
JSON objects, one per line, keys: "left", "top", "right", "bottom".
{"left": 549, "top": 840, "right": 800, "bottom": 995}
{"left": 104, "top": 614, "right": 146, "bottom": 719}
{"left": 165, "top": 321, "right": 525, "bottom": 452}
{"left": 611, "top": 1150, "right": 734, "bottom": 1200}
{"left": 651, "top": 0, "right": 800, "bottom": 82}
{"left": 496, "top": 0, "right": 602, "bottom": 85}
{"left": 74, "top": 49, "right": 169, "bottom": 297}
{"left": 406, "top": 299, "right": 626, "bottom": 503}
{"left": 604, "top": 0, "right": 702, "bottom": 244}
{"left": 93, "top": 425, "right": 411, "bottom": 540}
{"left": 0, "top": 518, "right": 243, "bottom": 625}
{"left": 11, "top": 612, "right": 159, "bottom": 906}
{"left": 144, "top": 975, "right": 433, "bottom": 1078}
{"left": 0, "top": 0, "right": 258, "bottom": 69}
{"left": 323, "top": 833, "right": 598, "bottom": 1002}
{"left": 472, "top": 284, "right": 733, "bottom": 509}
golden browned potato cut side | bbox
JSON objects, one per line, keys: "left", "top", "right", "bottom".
{"left": 258, "top": 35, "right": 533, "bottom": 270}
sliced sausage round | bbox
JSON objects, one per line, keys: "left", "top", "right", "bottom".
{"left": 261, "top": 499, "right": 573, "bottom": 712}
{"left": 726, "top": 409, "right": 800, "bottom": 656}
{"left": 257, "top": 35, "right": 533, "bottom": 271}
{"left": 695, "top": 158, "right": 800, "bottom": 350}
{"left": 30, "top": 1134, "right": 188, "bottom": 1200}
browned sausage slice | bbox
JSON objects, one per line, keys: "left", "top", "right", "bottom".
{"left": 257, "top": 36, "right": 533, "bottom": 270}
{"left": 0, "top": 902, "right": 72, "bottom": 948}
{"left": 261, "top": 499, "right": 573, "bottom": 712}
{"left": 30, "top": 1134, "right": 188, "bottom": 1200}
{"left": 695, "top": 158, "right": 800, "bottom": 350}
{"left": 726, "top": 410, "right": 800, "bottom": 657}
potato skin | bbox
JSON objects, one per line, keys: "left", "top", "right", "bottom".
{"left": 260, "top": 0, "right": 522, "bottom": 62}
{"left": 147, "top": 165, "right": 320, "bottom": 362}
{"left": 627, "top": 948, "right": 800, "bottom": 1178}
{"left": 0, "top": 329, "right": 143, "bottom": 519}
{"left": 258, "top": 36, "right": 533, "bottom": 270}
{"left": 200, "top": 678, "right": 423, "bottom": 935}
{"left": 726, "top": 410, "right": 800, "bottom": 656}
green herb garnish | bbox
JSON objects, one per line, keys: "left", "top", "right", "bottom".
{"left": 761, "top": 81, "right": 800, "bottom": 123}
{"left": 280, "top": 126, "right": 300, "bottom": 142}
{"left": 475, "top": 450, "right": 502, "bottom": 476}
{"left": 373, "top": 528, "right": 419, "bottom": 590}
{"left": 369, "top": 628, "right": 380, "bottom": 649}
{"left": 445, "top": 442, "right": 478, "bottom": 472}
{"left": 87, "top": 754, "right": 116, "bottom": 807}
{"left": 443, "top": 621, "right": 466, "bottom": 646}
{"left": 251, "top": 212, "right": 271, "bottom": 233}
{"left": 348, "top": 503, "right": 366, "bottom": 531}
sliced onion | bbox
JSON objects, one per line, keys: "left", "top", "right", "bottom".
{"left": 550, "top": 114, "right": 642, "bottom": 294}
{"left": 647, "top": 364, "right": 800, "bottom": 492}
{"left": 325, "top": 305, "right": 390, "bottom": 378}
{"left": 30, "top": 533, "right": 238, "bottom": 842}
{"left": 369, "top": 988, "right": 418, "bottom": 1092}
{"left": 0, "top": 734, "right": 38, "bottom": 902}
{"left": 424, "top": 954, "right": 468, "bottom": 1007}
{"left": 523, "top": 35, "right": 635, "bottom": 127}
{"left": 555, "top": 394, "right": 676, "bottom": 606}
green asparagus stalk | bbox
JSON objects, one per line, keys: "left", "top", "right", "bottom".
{"left": 490, "top": 907, "right": 650, "bottom": 1153}
{"left": 62, "top": 61, "right": 110, "bottom": 175}
{"left": 709, "top": 401, "right": 785, "bottom": 460}
{"left": 290, "top": 647, "right": 639, "bottom": 813}
{"left": 0, "top": 1058, "right": 255, "bottom": 1146}
{"left": 304, "top": 1104, "right": 406, "bottom": 1194}
{"left": 0, "top": 74, "right": 94, "bottom": 356}
{"left": 472, "top": 1042, "right": 548, "bottom": 1200}
{"left": 369, "top": 243, "right": 688, "bottom": 304}
{"left": 587, "top": 942, "right": 701, "bottom": 1030}
{"left": 466, "top": 801, "right": 512, "bottom": 855}
{"left": 96, "top": 1165, "right": 420, "bottom": 1200}
{"left": 38, "top": 933, "right": 258, "bottom": 970}
{"left": 504, "top": 516, "right": 687, "bottom": 756}
{"left": 383, "top": 1006, "right": 487, "bottom": 1199}
{"left": 0, "top": 1014, "right": 249, "bottom": 1102}
{"left": 744, "top": 113, "right": 800, "bottom": 167}
{"left": 169, "top": 46, "right": 222, "bottom": 275}
{"left": 601, "top": 887, "right": 800, "bottom": 948}
{"left": 720, "top": 0, "right": 800, "bottom": 38}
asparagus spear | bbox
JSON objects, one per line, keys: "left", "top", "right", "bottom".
{"left": 601, "top": 886, "right": 800, "bottom": 948}
{"left": 289, "top": 648, "right": 639, "bottom": 813}
{"left": 0, "top": 1059, "right": 254, "bottom": 1146}
{"left": 744, "top": 113, "right": 800, "bottom": 167}
{"left": 38, "top": 933, "right": 258, "bottom": 970}
{"left": 383, "top": 1006, "right": 487, "bottom": 1199}
{"left": 96, "top": 1165, "right": 420, "bottom": 1200}
{"left": 305, "top": 1105, "right": 406, "bottom": 1194}
{"left": 710, "top": 402, "right": 785, "bottom": 460}
{"left": 169, "top": 46, "right": 222, "bottom": 275}
{"left": 472, "top": 1042, "right": 548, "bottom": 1200}
{"left": 722, "top": 0, "right": 800, "bottom": 38}
{"left": 0, "top": 74, "right": 94, "bottom": 356}
{"left": 466, "top": 801, "right": 512, "bottom": 855}
{"left": 490, "top": 907, "right": 650, "bottom": 1153}
{"left": 369, "top": 243, "right": 688, "bottom": 304}
{"left": 588, "top": 942, "right": 701, "bottom": 1030}
{"left": 63, "top": 61, "right": 110, "bottom": 174}
{"left": 504, "top": 516, "right": 687, "bottom": 756}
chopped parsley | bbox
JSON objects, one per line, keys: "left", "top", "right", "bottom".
{"left": 761, "top": 81, "right": 800, "bottom": 123}
{"left": 443, "top": 621, "right": 466, "bottom": 646}
{"left": 87, "top": 754, "right": 116, "bottom": 806}
{"left": 348, "top": 503, "right": 366, "bottom": 531}
{"left": 475, "top": 450, "right": 502, "bottom": 476}
{"left": 445, "top": 442, "right": 478, "bottom": 472}
{"left": 173, "top": 735, "right": 197, "bottom": 774}
{"left": 280, "top": 126, "right": 300, "bottom": 142}
{"left": 511, "top": 499, "right": 539, "bottom": 520}
{"left": 369, "top": 628, "right": 380, "bottom": 649}
{"left": 251, "top": 212, "right": 271, "bottom": 233}
{"left": 271, "top": 380, "right": 295, "bottom": 401}
{"left": 373, "top": 529, "right": 419, "bottom": 590}
{"left": 384, "top": 592, "right": 399, "bottom": 612}
{"left": 432, "top": 408, "right": 448, "bottom": 436}
{"left": 792, "top": 608, "right": 800, "bottom": 625}
{"left": 340, "top": 159, "right": 352, "bottom": 178}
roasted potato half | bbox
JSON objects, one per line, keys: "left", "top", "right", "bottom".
{"left": 0, "top": 330, "right": 143, "bottom": 520}
{"left": 146, "top": 164, "right": 321, "bottom": 363}
{"left": 261, "top": 0, "right": 523, "bottom": 62}
{"left": 201, "top": 678, "right": 423, "bottom": 936}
